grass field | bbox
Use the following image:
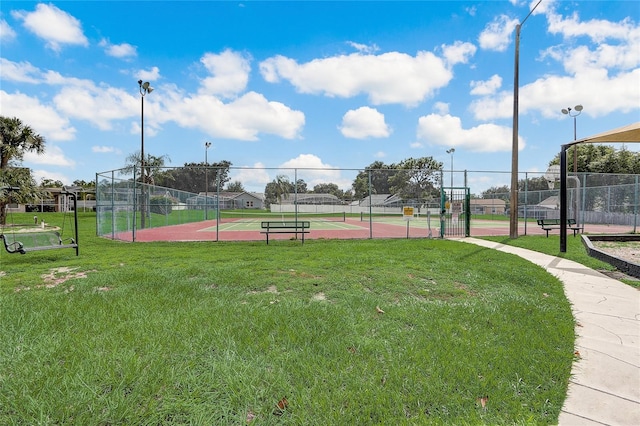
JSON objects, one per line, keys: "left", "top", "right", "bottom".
{"left": 0, "top": 212, "right": 599, "bottom": 424}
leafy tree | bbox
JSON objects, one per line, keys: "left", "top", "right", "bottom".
{"left": 294, "top": 178, "right": 308, "bottom": 194}
{"left": 352, "top": 161, "right": 396, "bottom": 199}
{"left": 40, "top": 178, "right": 64, "bottom": 188}
{"left": 518, "top": 176, "right": 549, "bottom": 192}
{"left": 154, "top": 161, "right": 232, "bottom": 194}
{"left": 549, "top": 144, "right": 640, "bottom": 174}
{"left": 481, "top": 185, "right": 510, "bottom": 200}
{"left": 0, "top": 116, "right": 46, "bottom": 225}
{"left": 313, "top": 183, "right": 344, "bottom": 199}
{"left": 388, "top": 157, "right": 442, "bottom": 203}
{"left": 226, "top": 181, "right": 245, "bottom": 192}
{"left": 71, "top": 179, "right": 96, "bottom": 203}
{"left": 548, "top": 144, "right": 640, "bottom": 213}
{"left": 72, "top": 179, "right": 94, "bottom": 188}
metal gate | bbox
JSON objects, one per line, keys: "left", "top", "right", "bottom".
{"left": 440, "top": 187, "right": 471, "bottom": 237}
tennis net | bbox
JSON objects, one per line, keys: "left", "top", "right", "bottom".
{"left": 219, "top": 211, "right": 346, "bottom": 223}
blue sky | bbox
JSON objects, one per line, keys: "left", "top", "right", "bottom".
{"left": 1, "top": 0, "right": 638, "bottom": 193}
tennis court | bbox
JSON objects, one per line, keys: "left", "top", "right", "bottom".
{"left": 115, "top": 211, "right": 635, "bottom": 243}
{"left": 122, "top": 212, "right": 440, "bottom": 242}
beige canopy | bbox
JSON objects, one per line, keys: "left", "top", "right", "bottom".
{"left": 565, "top": 121, "right": 640, "bottom": 147}
{"left": 560, "top": 121, "right": 639, "bottom": 252}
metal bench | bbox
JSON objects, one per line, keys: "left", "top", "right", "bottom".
{"left": 260, "top": 221, "right": 310, "bottom": 244}
{"left": 536, "top": 219, "right": 583, "bottom": 237}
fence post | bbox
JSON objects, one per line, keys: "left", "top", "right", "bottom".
{"left": 524, "top": 172, "right": 528, "bottom": 235}
{"left": 634, "top": 175, "right": 638, "bottom": 233}
{"left": 368, "top": 169, "right": 372, "bottom": 239}
{"left": 132, "top": 166, "right": 137, "bottom": 242}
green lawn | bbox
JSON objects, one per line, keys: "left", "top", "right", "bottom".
{"left": 1, "top": 213, "right": 577, "bottom": 424}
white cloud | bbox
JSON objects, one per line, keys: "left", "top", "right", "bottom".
{"left": 12, "top": 3, "right": 88, "bottom": 52}
{"left": 137, "top": 67, "right": 161, "bottom": 82}
{"left": 470, "top": 6, "right": 640, "bottom": 121}
{"left": 433, "top": 102, "right": 450, "bottom": 115}
{"left": 347, "top": 41, "right": 380, "bottom": 54}
{"left": 416, "top": 113, "right": 525, "bottom": 152}
{"left": 31, "top": 169, "right": 73, "bottom": 186}
{"left": 0, "top": 19, "right": 16, "bottom": 41}
{"left": 260, "top": 50, "right": 454, "bottom": 107}
{"left": 0, "top": 58, "right": 41, "bottom": 83}
{"left": 279, "top": 154, "right": 351, "bottom": 190}
{"left": 92, "top": 145, "right": 122, "bottom": 154}
{"left": 440, "top": 41, "right": 477, "bottom": 66}
{"left": 478, "top": 15, "right": 519, "bottom": 52}
{"left": 159, "top": 90, "right": 305, "bottom": 141}
{"left": 374, "top": 151, "right": 386, "bottom": 158}
{"left": 470, "top": 74, "right": 502, "bottom": 95}
{"left": 546, "top": 10, "right": 637, "bottom": 43}
{"left": 54, "top": 85, "right": 138, "bottom": 130}
{"left": 1, "top": 57, "right": 304, "bottom": 142}
{"left": 199, "top": 49, "right": 251, "bottom": 98}
{"left": 0, "top": 90, "right": 76, "bottom": 141}
{"left": 470, "top": 62, "right": 640, "bottom": 121}
{"left": 25, "top": 145, "right": 75, "bottom": 166}
{"left": 99, "top": 38, "right": 137, "bottom": 59}
{"left": 339, "top": 107, "right": 391, "bottom": 139}
{"left": 230, "top": 163, "right": 271, "bottom": 191}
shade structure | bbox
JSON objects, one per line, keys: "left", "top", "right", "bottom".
{"left": 567, "top": 121, "right": 640, "bottom": 146}
{"left": 560, "top": 121, "right": 640, "bottom": 252}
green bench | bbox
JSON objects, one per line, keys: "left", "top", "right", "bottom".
{"left": 260, "top": 221, "right": 310, "bottom": 244}
{"left": 1, "top": 231, "right": 78, "bottom": 255}
{"left": 536, "top": 218, "right": 584, "bottom": 237}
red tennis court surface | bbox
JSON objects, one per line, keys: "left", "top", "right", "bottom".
{"left": 111, "top": 218, "right": 635, "bottom": 243}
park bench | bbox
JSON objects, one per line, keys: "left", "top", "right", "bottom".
{"left": 536, "top": 218, "right": 584, "bottom": 237}
{"left": 260, "top": 221, "right": 310, "bottom": 244}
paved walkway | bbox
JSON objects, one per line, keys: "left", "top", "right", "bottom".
{"left": 460, "top": 238, "right": 640, "bottom": 426}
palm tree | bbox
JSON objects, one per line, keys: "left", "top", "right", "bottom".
{"left": 0, "top": 116, "right": 46, "bottom": 225}
{"left": 122, "top": 151, "right": 171, "bottom": 184}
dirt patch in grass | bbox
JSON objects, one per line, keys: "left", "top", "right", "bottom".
{"left": 15, "top": 267, "right": 96, "bottom": 292}
{"left": 247, "top": 285, "right": 279, "bottom": 295}
{"left": 311, "top": 292, "right": 327, "bottom": 301}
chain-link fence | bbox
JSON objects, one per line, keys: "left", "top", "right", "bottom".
{"left": 96, "top": 167, "right": 639, "bottom": 241}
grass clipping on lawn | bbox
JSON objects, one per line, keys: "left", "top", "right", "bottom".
{"left": 0, "top": 234, "right": 574, "bottom": 425}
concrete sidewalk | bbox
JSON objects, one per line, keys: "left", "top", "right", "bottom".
{"left": 460, "top": 238, "right": 640, "bottom": 426}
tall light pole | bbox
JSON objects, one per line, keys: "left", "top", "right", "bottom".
{"left": 446, "top": 148, "right": 455, "bottom": 195}
{"left": 138, "top": 79, "right": 153, "bottom": 229}
{"left": 510, "top": 0, "right": 541, "bottom": 239}
{"left": 561, "top": 104, "right": 583, "bottom": 173}
{"left": 205, "top": 142, "right": 212, "bottom": 220}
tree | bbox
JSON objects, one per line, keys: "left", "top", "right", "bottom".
{"left": 154, "top": 161, "right": 232, "bottom": 193}
{"left": 40, "top": 178, "right": 64, "bottom": 188}
{"left": 549, "top": 144, "right": 640, "bottom": 175}
{"left": 294, "top": 178, "right": 308, "bottom": 194}
{"left": 548, "top": 144, "right": 640, "bottom": 212}
{"left": 481, "top": 185, "right": 510, "bottom": 200}
{"left": 264, "top": 175, "right": 293, "bottom": 208}
{"left": 352, "top": 161, "right": 396, "bottom": 199}
{"left": 518, "top": 176, "right": 549, "bottom": 192}
{"left": 388, "top": 157, "right": 442, "bottom": 203}
{"left": 226, "top": 181, "right": 245, "bottom": 192}
{"left": 0, "top": 116, "right": 46, "bottom": 225}
{"left": 122, "top": 151, "right": 171, "bottom": 184}
{"left": 72, "top": 179, "right": 94, "bottom": 188}
{"left": 313, "top": 182, "right": 344, "bottom": 199}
